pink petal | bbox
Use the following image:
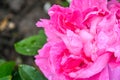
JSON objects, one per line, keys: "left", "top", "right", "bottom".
{"left": 79, "top": 30, "right": 93, "bottom": 43}
{"left": 83, "top": 41, "right": 98, "bottom": 60}
{"left": 109, "top": 66, "right": 120, "bottom": 80}
{"left": 70, "top": 0, "right": 107, "bottom": 12}
{"left": 61, "top": 30, "right": 83, "bottom": 55}
{"left": 35, "top": 42, "right": 70, "bottom": 80}
{"left": 69, "top": 53, "right": 111, "bottom": 78}
{"left": 108, "top": 0, "right": 120, "bottom": 12}
{"left": 36, "top": 19, "right": 61, "bottom": 42}
{"left": 97, "top": 31, "right": 109, "bottom": 49}
{"left": 35, "top": 43, "right": 53, "bottom": 79}
{"left": 99, "top": 66, "right": 109, "bottom": 80}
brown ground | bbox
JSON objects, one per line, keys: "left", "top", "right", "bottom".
{"left": 0, "top": 0, "right": 62, "bottom": 65}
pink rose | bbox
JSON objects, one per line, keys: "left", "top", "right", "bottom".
{"left": 35, "top": 41, "right": 111, "bottom": 80}
{"left": 35, "top": 0, "right": 120, "bottom": 80}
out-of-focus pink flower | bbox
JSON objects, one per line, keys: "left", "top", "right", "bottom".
{"left": 35, "top": 0, "right": 120, "bottom": 80}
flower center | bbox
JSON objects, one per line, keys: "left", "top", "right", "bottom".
{"left": 59, "top": 49, "right": 93, "bottom": 73}
{"left": 116, "top": 9, "right": 120, "bottom": 19}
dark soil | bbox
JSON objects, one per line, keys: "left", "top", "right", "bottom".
{"left": 0, "top": 0, "right": 62, "bottom": 65}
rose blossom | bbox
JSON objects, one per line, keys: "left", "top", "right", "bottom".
{"left": 35, "top": 0, "right": 120, "bottom": 80}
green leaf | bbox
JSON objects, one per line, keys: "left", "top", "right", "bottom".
{"left": 0, "top": 59, "right": 6, "bottom": 66}
{"left": 15, "top": 29, "right": 46, "bottom": 56}
{"left": 0, "top": 61, "right": 15, "bottom": 78}
{"left": 61, "top": 1, "right": 69, "bottom": 7}
{"left": 18, "top": 64, "right": 47, "bottom": 80}
{"left": 12, "top": 71, "right": 22, "bottom": 80}
{"left": 0, "top": 76, "right": 12, "bottom": 80}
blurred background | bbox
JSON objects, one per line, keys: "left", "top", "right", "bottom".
{"left": 0, "top": 0, "right": 68, "bottom": 66}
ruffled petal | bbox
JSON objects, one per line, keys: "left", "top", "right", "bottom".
{"left": 69, "top": 53, "right": 111, "bottom": 78}
{"left": 70, "top": 0, "right": 107, "bottom": 11}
